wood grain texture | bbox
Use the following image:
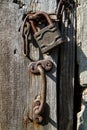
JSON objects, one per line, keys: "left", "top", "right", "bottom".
{"left": 0, "top": 0, "right": 76, "bottom": 130}
{"left": 58, "top": 4, "right": 76, "bottom": 130}
{"left": 0, "top": 0, "right": 58, "bottom": 130}
{"left": 77, "top": 1, "right": 87, "bottom": 86}
{"left": 77, "top": 1, "right": 87, "bottom": 130}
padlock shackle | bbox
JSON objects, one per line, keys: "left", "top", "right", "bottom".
{"left": 29, "top": 12, "right": 53, "bottom": 34}
{"left": 34, "top": 12, "right": 53, "bottom": 25}
{"left": 29, "top": 20, "right": 37, "bottom": 33}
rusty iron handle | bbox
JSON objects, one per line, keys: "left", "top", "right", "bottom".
{"left": 32, "top": 64, "right": 46, "bottom": 123}
{"left": 35, "top": 65, "right": 46, "bottom": 114}
{"left": 28, "top": 60, "right": 52, "bottom": 123}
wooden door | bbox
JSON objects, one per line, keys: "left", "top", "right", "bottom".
{"left": 0, "top": 0, "right": 75, "bottom": 130}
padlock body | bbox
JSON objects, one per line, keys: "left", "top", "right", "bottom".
{"left": 34, "top": 24, "right": 64, "bottom": 53}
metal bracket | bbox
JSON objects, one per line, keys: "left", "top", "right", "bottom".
{"left": 28, "top": 59, "right": 53, "bottom": 74}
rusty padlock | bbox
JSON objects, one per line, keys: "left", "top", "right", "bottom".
{"left": 29, "top": 12, "right": 64, "bottom": 53}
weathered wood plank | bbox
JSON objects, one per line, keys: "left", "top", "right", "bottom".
{"left": 77, "top": 1, "right": 87, "bottom": 130}
{"left": 0, "top": 0, "right": 58, "bottom": 130}
{"left": 59, "top": 3, "right": 76, "bottom": 130}
{"left": 0, "top": 2, "right": 28, "bottom": 130}
{"left": 77, "top": 88, "right": 87, "bottom": 130}
{"left": 77, "top": 1, "right": 87, "bottom": 86}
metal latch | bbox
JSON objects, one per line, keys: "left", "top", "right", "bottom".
{"left": 28, "top": 60, "right": 52, "bottom": 123}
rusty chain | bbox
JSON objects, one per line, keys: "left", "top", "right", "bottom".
{"left": 22, "top": 13, "right": 41, "bottom": 61}
{"left": 22, "top": 1, "right": 73, "bottom": 60}
{"left": 22, "top": 11, "right": 64, "bottom": 61}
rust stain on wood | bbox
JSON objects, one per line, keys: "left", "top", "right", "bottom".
{"left": 33, "top": 122, "right": 41, "bottom": 130}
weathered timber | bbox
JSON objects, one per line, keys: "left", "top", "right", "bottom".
{"left": 0, "top": 0, "right": 58, "bottom": 130}
{"left": 59, "top": 3, "right": 76, "bottom": 130}
{"left": 77, "top": 1, "right": 87, "bottom": 130}
{"left": 0, "top": 0, "right": 76, "bottom": 130}
{"left": 77, "top": 0, "right": 87, "bottom": 86}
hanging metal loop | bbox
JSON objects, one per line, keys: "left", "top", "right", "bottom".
{"left": 28, "top": 60, "right": 52, "bottom": 123}
{"left": 32, "top": 64, "right": 46, "bottom": 123}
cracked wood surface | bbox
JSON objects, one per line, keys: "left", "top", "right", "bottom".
{"left": 0, "top": 1, "right": 58, "bottom": 130}
{"left": 77, "top": 0, "right": 87, "bottom": 130}
{"left": 0, "top": 0, "right": 75, "bottom": 130}
{"left": 77, "top": 0, "right": 87, "bottom": 86}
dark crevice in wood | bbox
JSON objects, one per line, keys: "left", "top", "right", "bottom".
{"left": 13, "top": 0, "right": 25, "bottom": 8}
{"left": 73, "top": 43, "right": 84, "bottom": 130}
{"left": 13, "top": 0, "right": 17, "bottom": 3}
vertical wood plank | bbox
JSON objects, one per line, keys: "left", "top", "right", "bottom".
{"left": 77, "top": 0, "right": 87, "bottom": 86}
{"left": 0, "top": 0, "right": 58, "bottom": 130}
{"left": 77, "top": 1, "right": 87, "bottom": 130}
{"left": 59, "top": 2, "right": 76, "bottom": 130}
